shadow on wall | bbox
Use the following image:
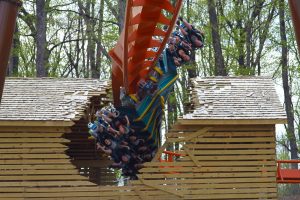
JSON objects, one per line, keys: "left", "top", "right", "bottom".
{"left": 65, "top": 117, "right": 118, "bottom": 186}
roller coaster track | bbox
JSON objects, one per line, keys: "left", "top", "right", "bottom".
{"left": 109, "top": 0, "right": 183, "bottom": 106}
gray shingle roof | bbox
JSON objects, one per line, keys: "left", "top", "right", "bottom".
{"left": 0, "top": 78, "right": 109, "bottom": 121}
{"left": 183, "top": 76, "right": 287, "bottom": 120}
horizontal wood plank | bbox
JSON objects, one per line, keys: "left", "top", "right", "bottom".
{"left": 140, "top": 166, "right": 276, "bottom": 173}
{"left": 179, "top": 154, "right": 276, "bottom": 161}
{"left": 0, "top": 175, "right": 86, "bottom": 181}
{"left": 0, "top": 138, "right": 69, "bottom": 143}
{"left": 0, "top": 133, "right": 64, "bottom": 138}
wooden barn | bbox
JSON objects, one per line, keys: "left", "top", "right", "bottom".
{"left": 0, "top": 76, "right": 286, "bottom": 200}
{"left": 141, "top": 76, "right": 287, "bottom": 199}
{"left": 0, "top": 78, "right": 117, "bottom": 188}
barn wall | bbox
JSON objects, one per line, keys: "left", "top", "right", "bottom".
{"left": 0, "top": 123, "right": 278, "bottom": 200}
{"left": 0, "top": 125, "right": 98, "bottom": 199}
{"left": 137, "top": 124, "right": 278, "bottom": 200}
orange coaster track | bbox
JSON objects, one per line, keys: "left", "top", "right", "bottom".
{"left": 109, "top": 0, "right": 183, "bottom": 106}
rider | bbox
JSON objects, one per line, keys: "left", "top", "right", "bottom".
{"left": 177, "top": 17, "right": 205, "bottom": 49}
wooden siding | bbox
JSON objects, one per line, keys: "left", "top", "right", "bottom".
{"left": 0, "top": 123, "right": 278, "bottom": 199}
{"left": 137, "top": 124, "right": 278, "bottom": 200}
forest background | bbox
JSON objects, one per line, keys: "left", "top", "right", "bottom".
{"left": 6, "top": 0, "right": 300, "bottom": 197}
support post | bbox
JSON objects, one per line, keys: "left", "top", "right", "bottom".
{"left": 289, "top": 0, "right": 300, "bottom": 53}
{"left": 0, "top": 0, "right": 21, "bottom": 103}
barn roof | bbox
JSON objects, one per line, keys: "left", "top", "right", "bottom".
{"left": 182, "top": 76, "right": 287, "bottom": 124}
{"left": 0, "top": 78, "right": 109, "bottom": 123}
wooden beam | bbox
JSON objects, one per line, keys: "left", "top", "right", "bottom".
{"left": 71, "top": 160, "right": 112, "bottom": 167}
{"left": 151, "top": 142, "right": 168, "bottom": 162}
{"left": 138, "top": 172, "right": 276, "bottom": 179}
{"left": 172, "top": 127, "right": 212, "bottom": 142}
{"left": 177, "top": 118, "right": 287, "bottom": 125}
{"left": 140, "top": 166, "right": 277, "bottom": 173}
{"left": 134, "top": 187, "right": 148, "bottom": 200}
{"left": 0, "top": 133, "right": 64, "bottom": 138}
{"left": 0, "top": 120, "right": 74, "bottom": 127}
{"left": 184, "top": 148, "right": 202, "bottom": 167}
{"left": 0, "top": 126, "right": 69, "bottom": 133}
{"left": 138, "top": 178, "right": 184, "bottom": 197}
{"left": 168, "top": 124, "right": 275, "bottom": 133}
{"left": 0, "top": 174, "right": 86, "bottom": 181}
{"left": 0, "top": 164, "right": 76, "bottom": 170}
{"left": 0, "top": 181, "right": 96, "bottom": 187}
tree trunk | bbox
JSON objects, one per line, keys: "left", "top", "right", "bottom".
{"left": 245, "top": 0, "right": 264, "bottom": 72}
{"left": 245, "top": 22, "right": 252, "bottom": 69}
{"left": 96, "top": 0, "right": 105, "bottom": 79}
{"left": 7, "top": 23, "right": 19, "bottom": 76}
{"left": 88, "top": 4, "right": 97, "bottom": 78}
{"left": 279, "top": 0, "right": 299, "bottom": 168}
{"left": 186, "top": 0, "right": 190, "bottom": 22}
{"left": 207, "top": 0, "right": 227, "bottom": 76}
{"left": 77, "top": 1, "right": 87, "bottom": 77}
{"left": 118, "top": 0, "right": 126, "bottom": 33}
{"left": 36, "top": 0, "right": 48, "bottom": 77}
{"left": 253, "top": 2, "right": 276, "bottom": 75}
{"left": 235, "top": 0, "right": 246, "bottom": 71}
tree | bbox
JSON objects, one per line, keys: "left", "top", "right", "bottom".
{"left": 279, "top": 0, "right": 299, "bottom": 161}
{"left": 218, "top": 0, "right": 277, "bottom": 75}
{"left": 279, "top": 0, "right": 300, "bottom": 195}
{"left": 7, "top": 23, "right": 20, "bottom": 76}
{"left": 207, "top": 0, "right": 227, "bottom": 76}
{"left": 36, "top": 0, "right": 48, "bottom": 77}
{"left": 118, "top": 0, "right": 126, "bottom": 32}
{"left": 104, "top": 0, "right": 125, "bottom": 33}
{"left": 95, "top": 0, "right": 105, "bottom": 79}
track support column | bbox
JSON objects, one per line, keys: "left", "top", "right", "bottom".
{"left": 289, "top": 0, "right": 300, "bottom": 53}
{"left": 0, "top": 0, "right": 22, "bottom": 102}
